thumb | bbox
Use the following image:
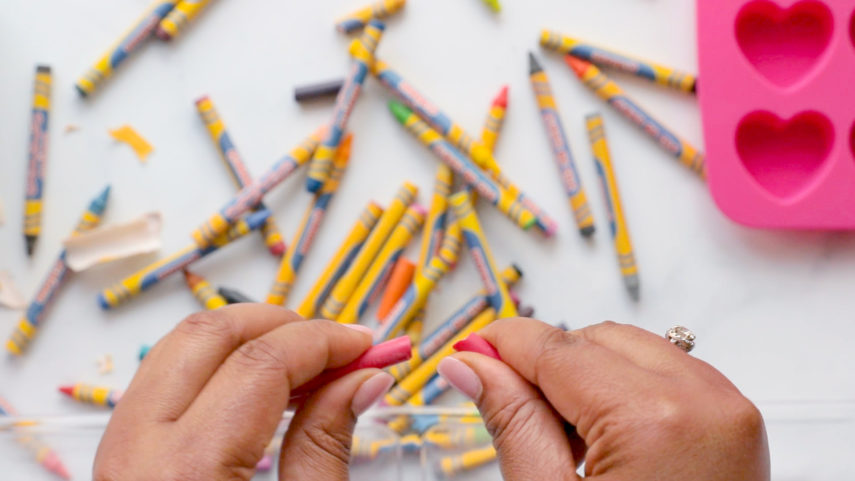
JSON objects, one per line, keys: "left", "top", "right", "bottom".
{"left": 438, "top": 353, "right": 581, "bottom": 481}
{"left": 278, "top": 369, "right": 395, "bottom": 481}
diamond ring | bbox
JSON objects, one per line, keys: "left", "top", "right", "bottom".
{"left": 665, "top": 326, "right": 695, "bottom": 353}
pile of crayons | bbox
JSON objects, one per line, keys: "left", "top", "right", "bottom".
{"left": 6, "top": 0, "right": 704, "bottom": 477}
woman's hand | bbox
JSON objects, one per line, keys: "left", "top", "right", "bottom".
{"left": 94, "top": 304, "right": 394, "bottom": 481}
{"left": 438, "top": 318, "right": 770, "bottom": 481}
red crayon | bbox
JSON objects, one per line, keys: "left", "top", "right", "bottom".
{"left": 290, "top": 335, "right": 412, "bottom": 398}
{"left": 453, "top": 333, "right": 501, "bottom": 360}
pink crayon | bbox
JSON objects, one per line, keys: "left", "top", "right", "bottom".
{"left": 290, "top": 336, "right": 411, "bottom": 398}
{"left": 453, "top": 333, "right": 501, "bottom": 361}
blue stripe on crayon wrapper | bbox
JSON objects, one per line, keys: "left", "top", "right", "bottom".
{"left": 430, "top": 142, "right": 500, "bottom": 204}
{"left": 594, "top": 161, "right": 617, "bottom": 238}
{"left": 338, "top": 19, "right": 364, "bottom": 34}
{"left": 357, "top": 251, "right": 401, "bottom": 318}
{"left": 418, "top": 296, "right": 486, "bottom": 358}
{"left": 26, "top": 110, "right": 49, "bottom": 199}
{"left": 291, "top": 204, "right": 326, "bottom": 269}
{"left": 218, "top": 134, "right": 251, "bottom": 185}
{"left": 420, "top": 374, "right": 451, "bottom": 405}
{"left": 109, "top": 2, "right": 177, "bottom": 69}
{"left": 571, "top": 45, "right": 656, "bottom": 83}
{"left": 540, "top": 110, "right": 582, "bottom": 196}
{"left": 140, "top": 249, "right": 206, "bottom": 291}
{"left": 460, "top": 231, "right": 502, "bottom": 310}
{"left": 412, "top": 414, "right": 440, "bottom": 434}
{"left": 423, "top": 211, "right": 446, "bottom": 266}
{"left": 25, "top": 256, "right": 71, "bottom": 328}
{"left": 375, "top": 284, "right": 417, "bottom": 342}
{"left": 313, "top": 241, "right": 366, "bottom": 315}
{"left": 378, "top": 70, "right": 454, "bottom": 134}
{"left": 607, "top": 96, "right": 684, "bottom": 158}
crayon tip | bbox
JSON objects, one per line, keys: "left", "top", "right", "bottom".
{"left": 388, "top": 100, "right": 413, "bottom": 124}
{"left": 25, "top": 236, "right": 36, "bottom": 257}
{"left": 58, "top": 385, "right": 74, "bottom": 397}
{"left": 493, "top": 85, "right": 509, "bottom": 109}
{"left": 182, "top": 269, "right": 202, "bottom": 289}
{"left": 510, "top": 263, "right": 524, "bottom": 279}
{"left": 690, "top": 80, "right": 698, "bottom": 94}
{"left": 139, "top": 344, "right": 151, "bottom": 361}
{"left": 528, "top": 52, "right": 543, "bottom": 75}
{"left": 74, "top": 84, "right": 89, "bottom": 98}
{"left": 518, "top": 305, "right": 535, "bottom": 318}
{"left": 36, "top": 65, "right": 51, "bottom": 74}
{"left": 367, "top": 19, "right": 386, "bottom": 31}
{"left": 306, "top": 178, "right": 324, "bottom": 193}
{"left": 97, "top": 293, "right": 111, "bottom": 310}
{"left": 154, "top": 27, "right": 172, "bottom": 41}
{"left": 580, "top": 225, "right": 595, "bottom": 238}
{"left": 194, "top": 94, "right": 210, "bottom": 106}
{"left": 625, "top": 276, "right": 640, "bottom": 302}
{"left": 268, "top": 241, "right": 287, "bottom": 256}
{"left": 564, "top": 55, "right": 592, "bottom": 77}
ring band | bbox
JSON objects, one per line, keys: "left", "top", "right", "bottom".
{"left": 665, "top": 326, "right": 695, "bottom": 353}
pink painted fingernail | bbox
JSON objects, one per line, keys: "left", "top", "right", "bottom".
{"left": 351, "top": 372, "right": 395, "bottom": 416}
{"left": 344, "top": 324, "right": 373, "bottom": 335}
{"left": 437, "top": 357, "right": 482, "bottom": 401}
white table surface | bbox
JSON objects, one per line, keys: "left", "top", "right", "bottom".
{"left": 1, "top": 0, "right": 854, "bottom": 479}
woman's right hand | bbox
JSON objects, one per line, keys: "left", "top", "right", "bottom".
{"left": 438, "top": 318, "right": 770, "bottom": 481}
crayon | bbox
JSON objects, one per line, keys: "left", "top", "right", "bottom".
{"left": 540, "top": 30, "right": 697, "bottom": 94}
{"left": 306, "top": 21, "right": 384, "bottom": 193}
{"left": 294, "top": 78, "right": 345, "bottom": 102}
{"left": 268, "top": 136, "right": 352, "bottom": 306}
{"left": 404, "top": 308, "right": 425, "bottom": 344}
{"left": 453, "top": 333, "right": 500, "bottom": 360}
{"left": 375, "top": 61, "right": 557, "bottom": 236}
{"left": 139, "top": 344, "right": 151, "bottom": 360}
{"left": 351, "top": 434, "right": 422, "bottom": 460}
{"left": 586, "top": 113, "right": 639, "bottom": 301}
{"left": 75, "top": 0, "right": 180, "bottom": 97}
{"left": 417, "top": 164, "right": 453, "bottom": 278}
{"left": 376, "top": 257, "right": 416, "bottom": 321}
{"left": 58, "top": 383, "right": 124, "bottom": 408}
{"left": 335, "top": 0, "right": 406, "bottom": 34}
{"left": 98, "top": 209, "right": 271, "bottom": 310}
{"left": 385, "top": 374, "right": 450, "bottom": 434}
{"left": 439, "top": 445, "right": 497, "bottom": 477}
{"left": 480, "top": 85, "right": 507, "bottom": 154}
{"left": 528, "top": 52, "right": 596, "bottom": 237}
{"left": 0, "top": 396, "right": 72, "bottom": 480}
{"left": 387, "top": 264, "right": 520, "bottom": 381}
{"left": 374, "top": 221, "right": 463, "bottom": 342}
{"left": 411, "top": 411, "right": 484, "bottom": 435}
{"left": 482, "top": 0, "right": 501, "bottom": 12}
{"left": 424, "top": 425, "right": 492, "bottom": 450}
{"left": 290, "top": 335, "right": 411, "bottom": 398}
{"left": 217, "top": 286, "right": 256, "bottom": 304}
{"left": 383, "top": 308, "right": 496, "bottom": 406}
{"left": 195, "top": 95, "right": 286, "bottom": 256}
{"left": 182, "top": 269, "right": 227, "bottom": 310}
{"left": 155, "top": 0, "right": 213, "bottom": 40}
{"left": 450, "top": 192, "right": 517, "bottom": 319}
{"left": 24, "top": 65, "right": 52, "bottom": 257}
{"left": 518, "top": 305, "right": 535, "bottom": 318}
{"left": 296, "top": 201, "right": 384, "bottom": 319}
{"left": 6, "top": 186, "right": 111, "bottom": 356}
{"left": 565, "top": 56, "right": 705, "bottom": 177}
{"left": 191, "top": 126, "right": 324, "bottom": 249}
{"left": 388, "top": 102, "right": 536, "bottom": 232}
{"left": 336, "top": 204, "right": 426, "bottom": 325}
{"left": 319, "top": 182, "right": 417, "bottom": 321}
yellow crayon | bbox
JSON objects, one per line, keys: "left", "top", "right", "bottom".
{"left": 195, "top": 95, "right": 286, "bottom": 257}
{"left": 405, "top": 309, "right": 425, "bottom": 344}
{"left": 24, "top": 65, "right": 52, "bottom": 257}
{"left": 296, "top": 201, "right": 384, "bottom": 319}
{"left": 319, "top": 182, "right": 418, "bottom": 321}
{"left": 182, "top": 270, "right": 227, "bottom": 310}
{"left": 156, "top": 0, "right": 213, "bottom": 40}
{"left": 440, "top": 445, "right": 497, "bottom": 476}
{"left": 336, "top": 204, "right": 426, "bottom": 324}
{"left": 586, "top": 114, "right": 640, "bottom": 301}
{"left": 480, "top": 85, "right": 508, "bottom": 153}
{"left": 386, "top": 264, "right": 520, "bottom": 382}
{"left": 59, "top": 383, "right": 123, "bottom": 408}
{"left": 417, "top": 165, "right": 453, "bottom": 277}
{"left": 424, "top": 425, "right": 492, "bottom": 449}
{"left": 335, "top": 0, "right": 406, "bottom": 34}
{"left": 267, "top": 136, "right": 352, "bottom": 306}
{"left": 351, "top": 435, "right": 394, "bottom": 460}
{"left": 450, "top": 192, "right": 517, "bottom": 319}
{"left": 75, "top": 0, "right": 180, "bottom": 97}
{"left": 384, "top": 307, "right": 497, "bottom": 406}
{"left": 540, "top": 30, "right": 697, "bottom": 94}
{"left": 374, "top": 221, "right": 463, "bottom": 342}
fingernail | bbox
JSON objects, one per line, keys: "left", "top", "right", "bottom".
{"left": 343, "top": 324, "right": 373, "bottom": 335}
{"left": 351, "top": 372, "right": 395, "bottom": 416}
{"left": 437, "top": 357, "right": 482, "bottom": 401}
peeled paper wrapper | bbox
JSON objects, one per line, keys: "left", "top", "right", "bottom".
{"left": 63, "top": 212, "right": 163, "bottom": 272}
{"left": 0, "top": 271, "right": 26, "bottom": 310}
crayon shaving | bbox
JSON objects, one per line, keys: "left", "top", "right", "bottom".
{"left": 109, "top": 125, "right": 154, "bottom": 162}
{"left": 63, "top": 212, "right": 163, "bottom": 272}
{"left": 0, "top": 272, "right": 26, "bottom": 310}
{"left": 64, "top": 124, "right": 80, "bottom": 134}
{"left": 97, "top": 354, "right": 114, "bottom": 375}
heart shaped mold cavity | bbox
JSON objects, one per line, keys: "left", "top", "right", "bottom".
{"left": 736, "top": 111, "right": 833, "bottom": 200}
{"left": 736, "top": 0, "right": 833, "bottom": 88}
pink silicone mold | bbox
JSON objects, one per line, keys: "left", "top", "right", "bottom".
{"left": 698, "top": 0, "right": 855, "bottom": 229}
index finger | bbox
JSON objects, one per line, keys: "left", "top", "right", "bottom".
{"left": 478, "top": 318, "right": 655, "bottom": 438}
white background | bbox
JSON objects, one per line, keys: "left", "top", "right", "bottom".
{"left": 1, "top": 0, "right": 854, "bottom": 479}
